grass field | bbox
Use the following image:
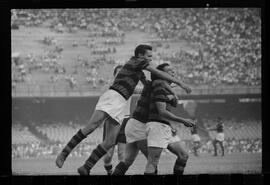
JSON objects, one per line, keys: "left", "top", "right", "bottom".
{"left": 12, "top": 153, "right": 261, "bottom": 175}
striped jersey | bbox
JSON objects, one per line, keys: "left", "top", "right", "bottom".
{"left": 132, "top": 80, "right": 171, "bottom": 123}
{"left": 109, "top": 57, "right": 149, "bottom": 100}
{"left": 148, "top": 80, "right": 178, "bottom": 126}
{"left": 216, "top": 123, "right": 224, "bottom": 133}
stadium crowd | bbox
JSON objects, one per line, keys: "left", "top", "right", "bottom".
{"left": 12, "top": 117, "right": 261, "bottom": 159}
{"left": 12, "top": 8, "right": 261, "bottom": 90}
{"left": 12, "top": 138, "right": 262, "bottom": 159}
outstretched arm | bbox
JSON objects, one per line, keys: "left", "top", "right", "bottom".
{"left": 145, "top": 64, "right": 191, "bottom": 94}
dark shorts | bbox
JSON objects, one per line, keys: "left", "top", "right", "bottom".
{"left": 103, "top": 117, "right": 129, "bottom": 144}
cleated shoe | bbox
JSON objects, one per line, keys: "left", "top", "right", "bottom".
{"left": 77, "top": 166, "right": 90, "bottom": 175}
{"left": 55, "top": 153, "right": 67, "bottom": 168}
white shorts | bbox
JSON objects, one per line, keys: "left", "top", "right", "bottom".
{"left": 216, "top": 133, "right": 225, "bottom": 141}
{"left": 192, "top": 134, "right": 201, "bottom": 142}
{"left": 95, "top": 89, "right": 128, "bottom": 125}
{"left": 125, "top": 118, "right": 147, "bottom": 143}
{"left": 146, "top": 121, "right": 180, "bottom": 149}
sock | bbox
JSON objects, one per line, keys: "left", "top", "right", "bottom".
{"left": 104, "top": 164, "right": 113, "bottom": 173}
{"left": 213, "top": 141, "right": 217, "bottom": 155}
{"left": 84, "top": 144, "right": 107, "bottom": 171}
{"left": 144, "top": 172, "right": 156, "bottom": 175}
{"left": 112, "top": 161, "right": 129, "bottom": 175}
{"left": 154, "top": 167, "right": 158, "bottom": 175}
{"left": 61, "top": 129, "right": 86, "bottom": 157}
{"left": 173, "top": 158, "right": 187, "bottom": 175}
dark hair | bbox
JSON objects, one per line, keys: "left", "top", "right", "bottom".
{"left": 151, "top": 63, "right": 170, "bottom": 81}
{"left": 113, "top": 65, "right": 123, "bottom": 76}
{"left": 134, "top": 44, "right": 152, "bottom": 57}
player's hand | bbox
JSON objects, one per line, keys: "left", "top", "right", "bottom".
{"left": 171, "top": 128, "right": 177, "bottom": 136}
{"left": 182, "top": 85, "right": 192, "bottom": 94}
{"left": 167, "top": 95, "right": 175, "bottom": 101}
{"left": 183, "top": 119, "right": 196, "bottom": 127}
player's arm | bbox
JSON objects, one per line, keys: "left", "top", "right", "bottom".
{"left": 144, "top": 64, "right": 191, "bottom": 94}
{"left": 153, "top": 80, "right": 179, "bottom": 100}
{"left": 156, "top": 101, "right": 194, "bottom": 127}
{"left": 207, "top": 127, "right": 217, "bottom": 131}
{"left": 139, "top": 71, "right": 149, "bottom": 86}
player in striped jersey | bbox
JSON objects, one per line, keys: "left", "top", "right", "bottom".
{"left": 112, "top": 73, "right": 177, "bottom": 175}
{"left": 102, "top": 64, "right": 143, "bottom": 175}
{"left": 144, "top": 63, "right": 195, "bottom": 175}
{"left": 55, "top": 45, "right": 192, "bottom": 175}
{"left": 102, "top": 65, "right": 129, "bottom": 175}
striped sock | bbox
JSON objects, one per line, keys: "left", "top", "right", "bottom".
{"left": 112, "top": 162, "right": 129, "bottom": 175}
{"left": 84, "top": 144, "right": 107, "bottom": 171}
{"left": 173, "top": 158, "right": 187, "bottom": 175}
{"left": 61, "top": 129, "right": 86, "bottom": 157}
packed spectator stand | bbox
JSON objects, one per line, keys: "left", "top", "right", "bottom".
{"left": 11, "top": 8, "right": 261, "bottom": 94}
{"left": 12, "top": 118, "right": 261, "bottom": 159}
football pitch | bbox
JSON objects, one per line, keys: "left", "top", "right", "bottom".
{"left": 12, "top": 153, "right": 261, "bottom": 175}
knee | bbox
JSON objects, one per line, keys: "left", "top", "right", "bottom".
{"left": 176, "top": 151, "right": 189, "bottom": 161}
{"left": 103, "top": 139, "right": 116, "bottom": 150}
{"left": 148, "top": 154, "right": 160, "bottom": 166}
{"left": 183, "top": 153, "right": 189, "bottom": 161}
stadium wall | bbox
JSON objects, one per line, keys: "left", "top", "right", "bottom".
{"left": 12, "top": 95, "right": 261, "bottom": 125}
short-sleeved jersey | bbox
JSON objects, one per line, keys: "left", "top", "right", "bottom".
{"left": 109, "top": 57, "right": 149, "bottom": 100}
{"left": 148, "top": 80, "right": 178, "bottom": 126}
{"left": 132, "top": 80, "right": 173, "bottom": 124}
{"left": 216, "top": 123, "right": 223, "bottom": 133}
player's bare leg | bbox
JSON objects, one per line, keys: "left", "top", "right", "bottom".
{"left": 144, "top": 147, "right": 163, "bottom": 175}
{"left": 117, "top": 143, "right": 126, "bottom": 162}
{"left": 56, "top": 110, "right": 109, "bottom": 168}
{"left": 218, "top": 140, "right": 225, "bottom": 156}
{"left": 213, "top": 140, "right": 218, "bottom": 156}
{"left": 112, "top": 142, "right": 139, "bottom": 175}
{"left": 167, "top": 141, "right": 189, "bottom": 175}
{"left": 137, "top": 139, "right": 148, "bottom": 158}
{"left": 103, "top": 146, "right": 115, "bottom": 175}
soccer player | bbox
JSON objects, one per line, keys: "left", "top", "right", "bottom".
{"left": 208, "top": 117, "right": 225, "bottom": 156}
{"left": 112, "top": 66, "right": 178, "bottom": 175}
{"left": 144, "top": 63, "right": 195, "bottom": 175}
{"left": 190, "top": 121, "right": 201, "bottom": 156}
{"left": 102, "top": 65, "right": 130, "bottom": 175}
{"left": 55, "top": 44, "right": 191, "bottom": 175}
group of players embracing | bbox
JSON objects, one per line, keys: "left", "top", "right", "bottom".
{"left": 55, "top": 44, "right": 196, "bottom": 175}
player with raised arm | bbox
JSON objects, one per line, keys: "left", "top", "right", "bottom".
{"left": 55, "top": 45, "right": 191, "bottom": 175}
{"left": 102, "top": 65, "right": 129, "bottom": 175}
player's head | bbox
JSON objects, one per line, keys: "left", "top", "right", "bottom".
{"left": 113, "top": 65, "right": 123, "bottom": 77}
{"left": 217, "top": 116, "right": 223, "bottom": 124}
{"left": 134, "top": 44, "right": 152, "bottom": 62}
{"left": 151, "top": 63, "right": 169, "bottom": 81}
{"left": 151, "top": 63, "right": 175, "bottom": 82}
